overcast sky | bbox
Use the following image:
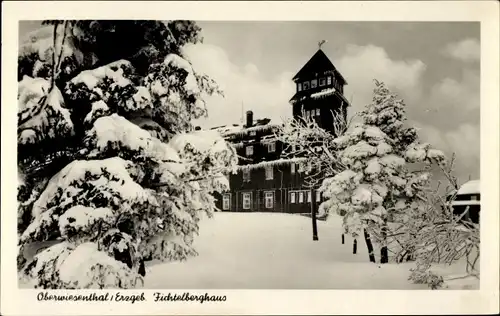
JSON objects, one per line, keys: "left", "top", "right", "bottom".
{"left": 19, "top": 21, "right": 480, "bottom": 182}
{"left": 187, "top": 22, "right": 480, "bottom": 182}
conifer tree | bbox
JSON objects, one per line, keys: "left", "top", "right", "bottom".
{"left": 319, "top": 80, "right": 446, "bottom": 263}
{"left": 17, "top": 20, "right": 237, "bottom": 289}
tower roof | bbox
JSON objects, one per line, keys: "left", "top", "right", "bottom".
{"left": 292, "top": 49, "right": 347, "bottom": 84}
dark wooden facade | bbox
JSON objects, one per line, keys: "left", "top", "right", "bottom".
{"left": 213, "top": 48, "right": 348, "bottom": 214}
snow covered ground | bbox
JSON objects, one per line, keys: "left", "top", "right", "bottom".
{"left": 144, "top": 212, "right": 478, "bottom": 289}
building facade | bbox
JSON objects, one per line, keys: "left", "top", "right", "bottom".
{"left": 213, "top": 48, "right": 349, "bottom": 214}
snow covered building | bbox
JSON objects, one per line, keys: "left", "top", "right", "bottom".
{"left": 213, "top": 48, "right": 349, "bottom": 213}
{"left": 447, "top": 179, "right": 480, "bottom": 224}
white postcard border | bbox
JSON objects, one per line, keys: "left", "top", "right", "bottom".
{"left": 2, "top": 1, "right": 499, "bottom": 315}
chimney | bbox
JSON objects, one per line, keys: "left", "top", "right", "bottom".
{"left": 246, "top": 110, "right": 253, "bottom": 128}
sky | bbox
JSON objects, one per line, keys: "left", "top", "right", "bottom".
{"left": 18, "top": 21, "right": 480, "bottom": 183}
{"left": 185, "top": 21, "right": 480, "bottom": 183}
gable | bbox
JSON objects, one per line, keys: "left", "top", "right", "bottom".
{"left": 292, "top": 49, "right": 346, "bottom": 84}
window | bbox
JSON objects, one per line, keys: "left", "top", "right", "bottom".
{"left": 290, "top": 192, "right": 296, "bottom": 203}
{"left": 316, "top": 108, "right": 320, "bottom": 116}
{"left": 265, "top": 166, "right": 273, "bottom": 180}
{"left": 319, "top": 77, "right": 326, "bottom": 86}
{"left": 299, "top": 192, "right": 304, "bottom": 203}
{"left": 249, "top": 131, "right": 256, "bottom": 136}
{"left": 306, "top": 162, "right": 312, "bottom": 174}
{"left": 305, "top": 110, "right": 310, "bottom": 119}
{"left": 297, "top": 83, "right": 302, "bottom": 91}
{"left": 243, "top": 169, "right": 250, "bottom": 181}
{"left": 307, "top": 191, "right": 312, "bottom": 203}
{"left": 298, "top": 162, "right": 304, "bottom": 173}
{"left": 243, "top": 192, "right": 252, "bottom": 210}
{"left": 327, "top": 76, "right": 332, "bottom": 85}
{"left": 311, "top": 79, "right": 318, "bottom": 88}
{"left": 291, "top": 163, "right": 296, "bottom": 174}
{"left": 223, "top": 193, "right": 231, "bottom": 210}
{"left": 316, "top": 191, "right": 321, "bottom": 202}
{"left": 268, "top": 142, "right": 276, "bottom": 153}
{"left": 303, "top": 81, "right": 310, "bottom": 90}
{"left": 246, "top": 145, "right": 253, "bottom": 156}
{"left": 265, "top": 191, "right": 274, "bottom": 209}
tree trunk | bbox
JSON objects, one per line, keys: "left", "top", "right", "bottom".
{"left": 311, "top": 189, "right": 318, "bottom": 241}
{"left": 138, "top": 259, "right": 146, "bottom": 277}
{"left": 363, "top": 229, "right": 376, "bottom": 263}
{"left": 353, "top": 239, "right": 357, "bottom": 254}
{"left": 380, "top": 220, "right": 389, "bottom": 264}
{"left": 341, "top": 233, "right": 345, "bottom": 244}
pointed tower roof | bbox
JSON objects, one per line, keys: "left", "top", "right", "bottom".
{"left": 292, "top": 49, "right": 347, "bottom": 84}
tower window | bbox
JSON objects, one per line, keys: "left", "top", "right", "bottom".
{"left": 327, "top": 76, "right": 332, "bottom": 85}
{"left": 316, "top": 108, "right": 320, "bottom": 116}
{"left": 303, "top": 81, "right": 310, "bottom": 90}
{"left": 319, "top": 77, "right": 326, "bottom": 86}
{"left": 291, "top": 163, "right": 296, "bottom": 174}
{"left": 311, "top": 79, "right": 318, "bottom": 88}
{"left": 297, "top": 83, "right": 302, "bottom": 91}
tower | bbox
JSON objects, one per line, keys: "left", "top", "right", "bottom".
{"left": 289, "top": 47, "right": 349, "bottom": 135}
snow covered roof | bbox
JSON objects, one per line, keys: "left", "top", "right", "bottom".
{"left": 228, "top": 123, "right": 280, "bottom": 136}
{"left": 311, "top": 87, "right": 336, "bottom": 99}
{"left": 289, "top": 87, "right": 349, "bottom": 105}
{"left": 457, "top": 180, "right": 480, "bottom": 195}
{"left": 237, "top": 157, "right": 307, "bottom": 171}
{"left": 211, "top": 124, "right": 242, "bottom": 135}
{"left": 211, "top": 118, "right": 281, "bottom": 138}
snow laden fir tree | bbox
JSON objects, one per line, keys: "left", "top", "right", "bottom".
{"left": 17, "top": 21, "right": 237, "bottom": 289}
{"left": 318, "top": 80, "right": 446, "bottom": 264}
{"left": 279, "top": 80, "right": 479, "bottom": 288}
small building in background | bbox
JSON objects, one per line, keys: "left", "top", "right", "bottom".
{"left": 212, "top": 47, "right": 349, "bottom": 214}
{"left": 448, "top": 179, "right": 480, "bottom": 224}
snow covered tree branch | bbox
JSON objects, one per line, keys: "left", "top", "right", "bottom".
{"left": 17, "top": 20, "right": 237, "bottom": 289}
{"left": 276, "top": 103, "right": 353, "bottom": 188}
{"left": 279, "top": 80, "right": 449, "bottom": 267}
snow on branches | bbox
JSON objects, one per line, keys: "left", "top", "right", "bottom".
{"left": 18, "top": 76, "right": 74, "bottom": 145}
{"left": 20, "top": 157, "right": 154, "bottom": 244}
{"left": 20, "top": 241, "right": 139, "bottom": 289}
{"left": 318, "top": 82, "right": 446, "bottom": 232}
{"left": 278, "top": 80, "right": 447, "bottom": 265}
{"left": 18, "top": 21, "right": 235, "bottom": 289}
